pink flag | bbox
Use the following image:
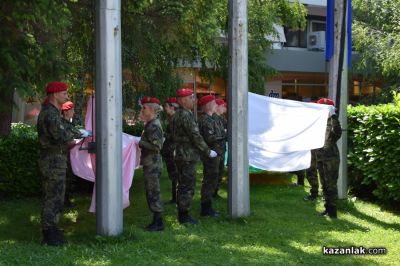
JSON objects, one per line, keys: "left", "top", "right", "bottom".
{"left": 70, "top": 96, "right": 141, "bottom": 212}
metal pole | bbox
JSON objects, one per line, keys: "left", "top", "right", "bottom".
{"left": 328, "top": 0, "right": 348, "bottom": 199}
{"left": 228, "top": 0, "right": 250, "bottom": 218}
{"left": 193, "top": 69, "right": 197, "bottom": 120}
{"left": 338, "top": 2, "right": 349, "bottom": 199}
{"left": 95, "top": 0, "right": 123, "bottom": 236}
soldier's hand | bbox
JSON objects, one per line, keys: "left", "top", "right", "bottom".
{"left": 209, "top": 150, "right": 218, "bottom": 158}
{"left": 79, "top": 129, "right": 91, "bottom": 138}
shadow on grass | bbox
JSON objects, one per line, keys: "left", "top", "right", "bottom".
{"left": 0, "top": 167, "right": 398, "bottom": 265}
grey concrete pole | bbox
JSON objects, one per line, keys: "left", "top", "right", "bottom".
{"left": 228, "top": 0, "right": 250, "bottom": 218}
{"left": 328, "top": 0, "right": 348, "bottom": 199}
{"left": 95, "top": 0, "right": 123, "bottom": 236}
{"left": 338, "top": 2, "right": 349, "bottom": 199}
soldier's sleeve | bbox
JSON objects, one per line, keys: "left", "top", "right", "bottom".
{"left": 46, "top": 112, "right": 72, "bottom": 144}
{"left": 200, "top": 117, "right": 218, "bottom": 144}
{"left": 330, "top": 115, "right": 342, "bottom": 143}
{"left": 139, "top": 123, "right": 163, "bottom": 152}
{"left": 182, "top": 112, "right": 211, "bottom": 156}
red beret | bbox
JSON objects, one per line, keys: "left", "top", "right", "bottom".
{"left": 215, "top": 99, "right": 226, "bottom": 106}
{"left": 176, "top": 88, "right": 193, "bottom": 97}
{"left": 165, "top": 97, "right": 177, "bottom": 104}
{"left": 317, "top": 98, "right": 335, "bottom": 106}
{"left": 46, "top": 82, "right": 68, "bottom": 94}
{"left": 198, "top": 95, "right": 216, "bottom": 107}
{"left": 61, "top": 101, "right": 74, "bottom": 111}
{"left": 141, "top": 96, "right": 160, "bottom": 105}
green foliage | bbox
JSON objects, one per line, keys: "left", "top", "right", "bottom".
{"left": 352, "top": 0, "right": 400, "bottom": 92}
{"left": 0, "top": 123, "right": 40, "bottom": 198}
{"left": 123, "top": 123, "right": 144, "bottom": 137}
{"left": 347, "top": 96, "right": 400, "bottom": 206}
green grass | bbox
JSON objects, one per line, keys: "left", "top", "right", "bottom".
{"left": 1, "top": 165, "right": 399, "bottom": 265}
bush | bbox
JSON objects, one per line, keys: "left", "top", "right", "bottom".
{"left": 348, "top": 94, "right": 400, "bottom": 206}
{"left": 0, "top": 123, "right": 41, "bottom": 199}
{"left": 123, "top": 122, "right": 144, "bottom": 136}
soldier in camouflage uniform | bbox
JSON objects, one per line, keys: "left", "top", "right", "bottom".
{"left": 315, "top": 98, "right": 342, "bottom": 218}
{"left": 139, "top": 96, "right": 165, "bottom": 231}
{"left": 61, "top": 101, "right": 83, "bottom": 207}
{"left": 303, "top": 149, "right": 319, "bottom": 201}
{"left": 213, "top": 99, "right": 227, "bottom": 198}
{"left": 198, "top": 95, "right": 224, "bottom": 217}
{"left": 172, "top": 88, "right": 218, "bottom": 224}
{"left": 37, "top": 82, "right": 73, "bottom": 246}
{"left": 161, "top": 97, "right": 179, "bottom": 204}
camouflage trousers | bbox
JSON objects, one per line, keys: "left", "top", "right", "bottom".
{"left": 163, "top": 155, "right": 179, "bottom": 183}
{"left": 143, "top": 159, "right": 163, "bottom": 213}
{"left": 201, "top": 156, "right": 220, "bottom": 203}
{"left": 306, "top": 152, "right": 319, "bottom": 196}
{"left": 175, "top": 160, "right": 197, "bottom": 212}
{"left": 39, "top": 158, "right": 66, "bottom": 230}
{"left": 317, "top": 158, "right": 340, "bottom": 209}
{"left": 215, "top": 152, "right": 225, "bottom": 193}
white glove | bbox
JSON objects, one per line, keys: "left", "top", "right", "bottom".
{"left": 209, "top": 150, "right": 218, "bottom": 158}
{"left": 79, "top": 129, "right": 91, "bottom": 138}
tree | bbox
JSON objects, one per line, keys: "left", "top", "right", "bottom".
{"left": 352, "top": 0, "right": 400, "bottom": 103}
{"left": 0, "top": 0, "right": 71, "bottom": 135}
{"left": 0, "top": 0, "right": 306, "bottom": 133}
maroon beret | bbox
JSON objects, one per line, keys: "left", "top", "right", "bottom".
{"left": 165, "top": 97, "right": 177, "bottom": 104}
{"left": 198, "top": 95, "right": 216, "bottom": 107}
{"left": 176, "top": 88, "right": 193, "bottom": 97}
{"left": 141, "top": 96, "right": 160, "bottom": 105}
{"left": 215, "top": 99, "right": 226, "bottom": 106}
{"left": 317, "top": 98, "right": 335, "bottom": 106}
{"left": 61, "top": 101, "right": 74, "bottom": 111}
{"left": 46, "top": 82, "right": 68, "bottom": 94}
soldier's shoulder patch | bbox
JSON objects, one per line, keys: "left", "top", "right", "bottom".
{"left": 152, "top": 140, "right": 158, "bottom": 145}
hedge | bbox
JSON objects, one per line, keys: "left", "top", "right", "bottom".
{"left": 0, "top": 123, "right": 41, "bottom": 198}
{"left": 347, "top": 94, "right": 400, "bottom": 206}
{"left": 0, "top": 123, "right": 144, "bottom": 199}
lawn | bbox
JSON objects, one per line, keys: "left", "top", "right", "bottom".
{"left": 0, "top": 165, "right": 399, "bottom": 265}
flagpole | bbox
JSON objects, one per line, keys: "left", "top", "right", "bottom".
{"left": 95, "top": 0, "right": 123, "bottom": 236}
{"left": 337, "top": 0, "right": 350, "bottom": 199}
{"left": 328, "top": 0, "right": 349, "bottom": 200}
{"left": 228, "top": 0, "right": 250, "bottom": 218}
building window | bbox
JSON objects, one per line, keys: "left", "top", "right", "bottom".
{"left": 309, "top": 20, "right": 326, "bottom": 32}
{"left": 283, "top": 28, "right": 307, "bottom": 48}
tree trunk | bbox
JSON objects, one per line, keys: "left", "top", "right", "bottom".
{"left": 0, "top": 88, "right": 14, "bottom": 136}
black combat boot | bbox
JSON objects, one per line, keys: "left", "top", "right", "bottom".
{"left": 327, "top": 206, "right": 337, "bottom": 218}
{"left": 200, "top": 201, "right": 219, "bottom": 217}
{"left": 320, "top": 205, "right": 337, "bottom": 218}
{"left": 42, "top": 227, "right": 65, "bottom": 246}
{"left": 178, "top": 211, "right": 198, "bottom": 225}
{"left": 303, "top": 194, "right": 317, "bottom": 201}
{"left": 145, "top": 212, "right": 164, "bottom": 232}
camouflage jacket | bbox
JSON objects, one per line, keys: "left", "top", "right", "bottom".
{"left": 161, "top": 115, "right": 175, "bottom": 158}
{"left": 171, "top": 107, "right": 210, "bottom": 161}
{"left": 213, "top": 113, "right": 227, "bottom": 151}
{"left": 315, "top": 114, "right": 342, "bottom": 161}
{"left": 198, "top": 113, "right": 226, "bottom": 155}
{"left": 62, "top": 119, "right": 82, "bottom": 140}
{"left": 139, "top": 118, "right": 163, "bottom": 166}
{"left": 37, "top": 103, "right": 73, "bottom": 168}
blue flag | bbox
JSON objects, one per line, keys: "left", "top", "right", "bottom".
{"left": 325, "top": 0, "right": 334, "bottom": 62}
{"left": 325, "top": 0, "right": 352, "bottom": 67}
